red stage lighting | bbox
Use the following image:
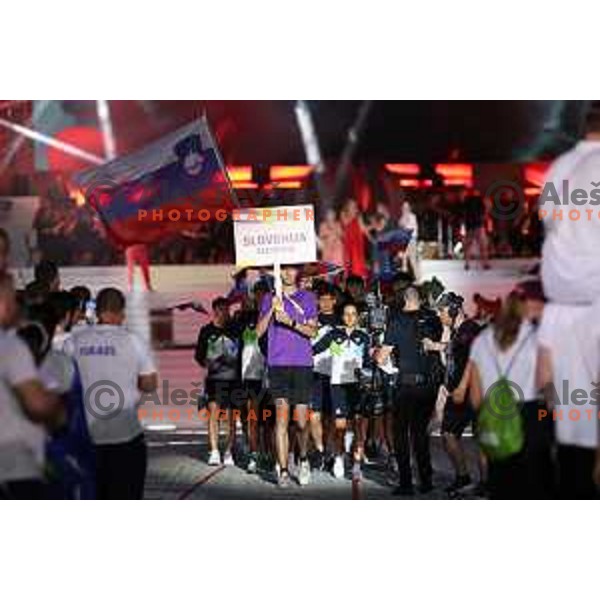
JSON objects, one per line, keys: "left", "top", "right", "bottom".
{"left": 47, "top": 126, "right": 104, "bottom": 172}
{"left": 399, "top": 178, "right": 420, "bottom": 187}
{"left": 270, "top": 165, "right": 313, "bottom": 180}
{"left": 385, "top": 163, "right": 420, "bottom": 175}
{"left": 435, "top": 163, "right": 473, "bottom": 179}
{"left": 226, "top": 166, "right": 252, "bottom": 182}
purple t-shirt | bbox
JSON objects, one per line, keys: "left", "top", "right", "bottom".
{"left": 260, "top": 290, "right": 317, "bottom": 367}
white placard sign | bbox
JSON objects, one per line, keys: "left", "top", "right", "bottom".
{"left": 233, "top": 204, "right": 317, "bottom": 268}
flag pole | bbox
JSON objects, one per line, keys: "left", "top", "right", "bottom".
{"left": 274, "top": 262, "right": 282, "bottom": 298}
{"left": 201, "top": 112, "right": 241, "bottom": 209}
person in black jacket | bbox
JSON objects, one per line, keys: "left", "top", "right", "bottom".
{"left": 376, "top": 286, "right": 443, "bottom": 495}
{"left": 194, "top": 297, "right": 241, "bottom": 467}
{"left": 435, "top": 293, "right": 484, "bottom": 494}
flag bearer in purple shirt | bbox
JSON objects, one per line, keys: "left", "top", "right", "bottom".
{"left": 256, "top": 264, "right": 318, "bottom": 487}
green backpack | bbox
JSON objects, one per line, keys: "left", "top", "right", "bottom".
{"left": 477, "top": 333, "right": 531, "bottom": 462}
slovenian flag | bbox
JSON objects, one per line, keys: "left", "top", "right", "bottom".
{"left": 71, "top": 117, "right": 235, "bottom": 246}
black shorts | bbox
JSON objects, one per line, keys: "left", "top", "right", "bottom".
{"left": 268, "top": 366, "right": 313, "bottom": 406}
{"left": 441, "top": 396, "right": 475, "bottom": 438}
{"left": 243, "top": 380, "right": 264, "bottom": 406}
{"left": 204, "top": 379, "right": 245, "bottom": 409}
{"left": 312, "top": 372, "right": 330, "bottom": 413}
{"left": 331, "top": 383, "right": 364, "bottom": 419}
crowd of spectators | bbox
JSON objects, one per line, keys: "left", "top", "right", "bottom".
{"left": 30, "top": 194, "right": 234, "bottom": 267}
{"left": 25, "top": 187, "right": 540, "bottom": 271}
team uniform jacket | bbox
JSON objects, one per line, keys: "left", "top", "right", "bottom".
{"left": 312, "top": 314, "right": 338, "bottom": 377}
{"left": 194, "top": 323, "right": 240, "bottom": 381}
{"left": 312, "top": 326, "right": 372, "bottom": 385}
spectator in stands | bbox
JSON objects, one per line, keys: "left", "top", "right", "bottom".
{"left": 318, "top": 208, "right": 344, "bottom": 267}
{"left": 341, "top": 199, "right": 369, "bottom": 279}
{"left": 398, "top": 200, "right": 420, "bottom": 280}
{"left": 462, "top": 191, "right": 491, "bottom": 271}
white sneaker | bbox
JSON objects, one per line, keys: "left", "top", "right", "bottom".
{"left": 223, "top": 451, "right": 235, "bottom": 466}
{"left": 247, "top": 454, "right": 258, "bottom": 474}
{"left": 298, "top": 459, "right": 311, "bottom": 486}
{"left": 277, "top": 468, "right": 291, "bottom": 488}
{"left": 333, "top": 455, "right": 345, "bottom": 479}
{"left": 208, "top": 449, "right": 221, "bottom": 466}
{"left": 344, "top": 432, "right": 354, "bottom": 454}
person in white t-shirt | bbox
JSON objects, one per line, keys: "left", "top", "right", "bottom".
{"left": 0, "top": 273, "right": 63, "bottom": 499}
{"left": 537, "top": 302, "right": 600, "bottom": 499}
{"left": 540, "top": 134, "right": 600, "bottom": 304}
{"left": 64, "top": 287, "right": 158, "bottom": 499}
{"left": 537, "top": 113, "right": 600, "bottom": 498}
{"left": 469, "top": 291, "right": 553, "bottom": 499}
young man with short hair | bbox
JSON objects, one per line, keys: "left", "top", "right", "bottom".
{"left": 256, "top": 265, "right": 318, "bottom": 487}
{"left": 64, "top": 287, "right": 158, "bottom": 499}
{"left": 312, "top": 285, "right": 339, "bottom": 470}
{"left": 195, "top": 297, "right": 241, "bottom": 466}
{"left": 377, "top": 286, "right": 443, "bottom": 495}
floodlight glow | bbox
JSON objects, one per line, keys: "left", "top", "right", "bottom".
{"left": 0, "top": 116, "right": 104, "bottom": 165}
